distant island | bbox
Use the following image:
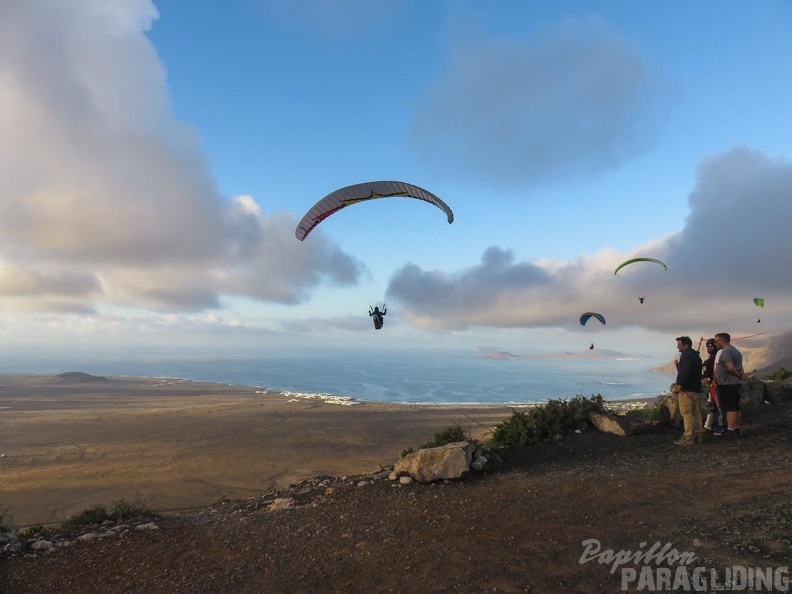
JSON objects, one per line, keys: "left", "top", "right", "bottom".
{"left": 475, "top": 349, "right": 646, "bottom": 361}
{"left": 47, "top": 372, "right": 114, "bottom": 384}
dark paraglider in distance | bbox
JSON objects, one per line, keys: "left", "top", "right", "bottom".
{"left": 581, "top": 313, "right": 604, "bottom": 351}
{"left": 639, "top": 296, "right": 645, "bottom": 304}
{"left": 580, "top": 312, "right": 606, "bottom": 326}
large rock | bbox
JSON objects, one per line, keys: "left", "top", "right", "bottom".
{"left": 394, "top": 441, "right": 476, "bottom": 483}
{"left": 763, "top": 379, "right": 792, "bottom": 404}
{"left": 587, "top": 412, "right": 647, "bottom": 436}
{"left": 658, "top": 393, "right": 708, "bottom": 429}
{"left": 741, "top": 376, "right": 766, "bottom": 405}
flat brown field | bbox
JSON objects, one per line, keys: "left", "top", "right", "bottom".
{"left": 2, "top": 374, "right": 791, "bottom": 593}
{"left": 0, "top": 373, "right": 514, "bottom": 526}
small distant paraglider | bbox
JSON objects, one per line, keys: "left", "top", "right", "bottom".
{"left": 589, "top": 343, "right": 594, "bottom": 350}
{"left": 580, "top": 312, "right": 606, "bottom": 326}
{"left": 753, "top": 298, "right": 764, "bottom": 323}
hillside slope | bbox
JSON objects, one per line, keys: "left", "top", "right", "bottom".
{"left": 3, "top": 403, "right": 791, "bottom": 594}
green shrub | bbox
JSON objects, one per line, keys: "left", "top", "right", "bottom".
{"left": 60, "top": 498, "right": 156, "bottom": 532}
{"left": 627, "top": 397, "right": 665, "bottom": 422}
{"left": 401, "top": 422, "right": 469, "bottom": 457}
{"left": 763, "top": 367, "right": 792, "bottom": 381}
{"left": 420, "top": 422, "right": 467, "bottom": 449}
{"left": 61, "top": 506, "right": 109, "bottom": 531}
{"left": 631, "top": 406, "right": 661, "bottom": 421}
{"left": 20, "top": 524, "right": 45, "bottom": 537}
{"left": 489, "top": 394, "right": 606, "bottom": 447}
{"left": 109, "top": 498, "right": 153, "bottom": 522}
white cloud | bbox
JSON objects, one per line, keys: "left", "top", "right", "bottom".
{"left": 388, "top": 147, "right": 792, "bottom": 334}
{"left": 0, "top": 0, "right": 362, "bottom": 313}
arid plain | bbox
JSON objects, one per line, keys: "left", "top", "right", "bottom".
{"left": 0, "top": 373, "right": 514, "bottom": 527}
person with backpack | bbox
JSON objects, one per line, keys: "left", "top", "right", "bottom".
{"left": 701, "top": 338, "right": 723, "bottom": 431}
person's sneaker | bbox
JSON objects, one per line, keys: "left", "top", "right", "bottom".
{"left": 725, "top": 428, "right": 742, "bottom": 438}
{"left": 713, "top": 428, "right": 726, "bottom": 436}
{"left": 674, "top": 438, "right": 694, "bottom": 446}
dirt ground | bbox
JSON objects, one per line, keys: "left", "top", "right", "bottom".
{"left": 2, "top": 376, "right": 791, "bottom": 593}
{"left": 0, "top": 374, "right": 513, "bottom": 526}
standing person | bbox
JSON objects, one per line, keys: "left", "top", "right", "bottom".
{"left": 701, "top": 338, "right": 722, "bottom": 431}
{"left": 673, "top": 336, "right": 704, "bottom": 445}
{"left": 713, "top": 332, "right": 748, "bottom": 438}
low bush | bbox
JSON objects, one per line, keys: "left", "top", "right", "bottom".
{"left": 630, "top": 399, "right": 664, "bottom": 421}
{"left": 401, "top": 422, "right": 468, "bottom": 457}
{"left": 489, "top": 394, "right": 606, "bottom": 447}
{"left": 110, "top": 498, "right": 154, "bottom": 523}
{"left": 19, "top": 524, "right": 45, "bottom": 538}
{"left": 61, "top": 506, "right": 109, "bottom": 531}
{"left": 61, "top": 498, "right": 156, "bottom": 532}
{"left": 763, "top": 367, "right": 792, "bottom": 381}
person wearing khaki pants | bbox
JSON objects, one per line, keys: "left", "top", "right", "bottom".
{"left": 673, "top": 336, "right": 704, "bottom": 445}
{"left": 678, "top": 389, "right": 704, "bottom": 443}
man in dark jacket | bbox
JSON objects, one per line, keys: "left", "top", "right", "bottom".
{"left": 673, "top": 335, "right": 704, "bottom": 445}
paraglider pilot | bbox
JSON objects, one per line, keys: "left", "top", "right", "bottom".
{"left": 369, "top": 306, "right": 387, "bottom": 330}
{"left": 639, "top": 296, "right": 645, "bottom": 304}
{"left": 589, "top": 343, "right": 594, "bottom": 350}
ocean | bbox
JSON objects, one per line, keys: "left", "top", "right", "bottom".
{"left": 0, "top": 348, "right": 672, "bottom": 405}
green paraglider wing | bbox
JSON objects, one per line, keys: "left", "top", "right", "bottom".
{"left": 295, "top": 181, "right": 453, "bottom": 241}
{"left": 613, "top": 257, "right": 668, "bottom": 275}
{"left": 580, "top": 312, "right": 606, "bottom": 326}
{"left": 753, "top": 298, "right": 765, "bottom": 307}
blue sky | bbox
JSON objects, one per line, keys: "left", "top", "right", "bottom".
{"left": 1, "top": 0, "right": 791, "bottom": 359}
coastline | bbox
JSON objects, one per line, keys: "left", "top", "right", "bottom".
{"left": 0, "top": 373, "right": 657, "bottom": 526}
{"left": 0, "top": 349, "right": 672, "bottom": 405}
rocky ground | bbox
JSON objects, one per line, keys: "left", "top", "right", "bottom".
{"left": 2, "top": 403, "right": 791, "bottom": 594}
